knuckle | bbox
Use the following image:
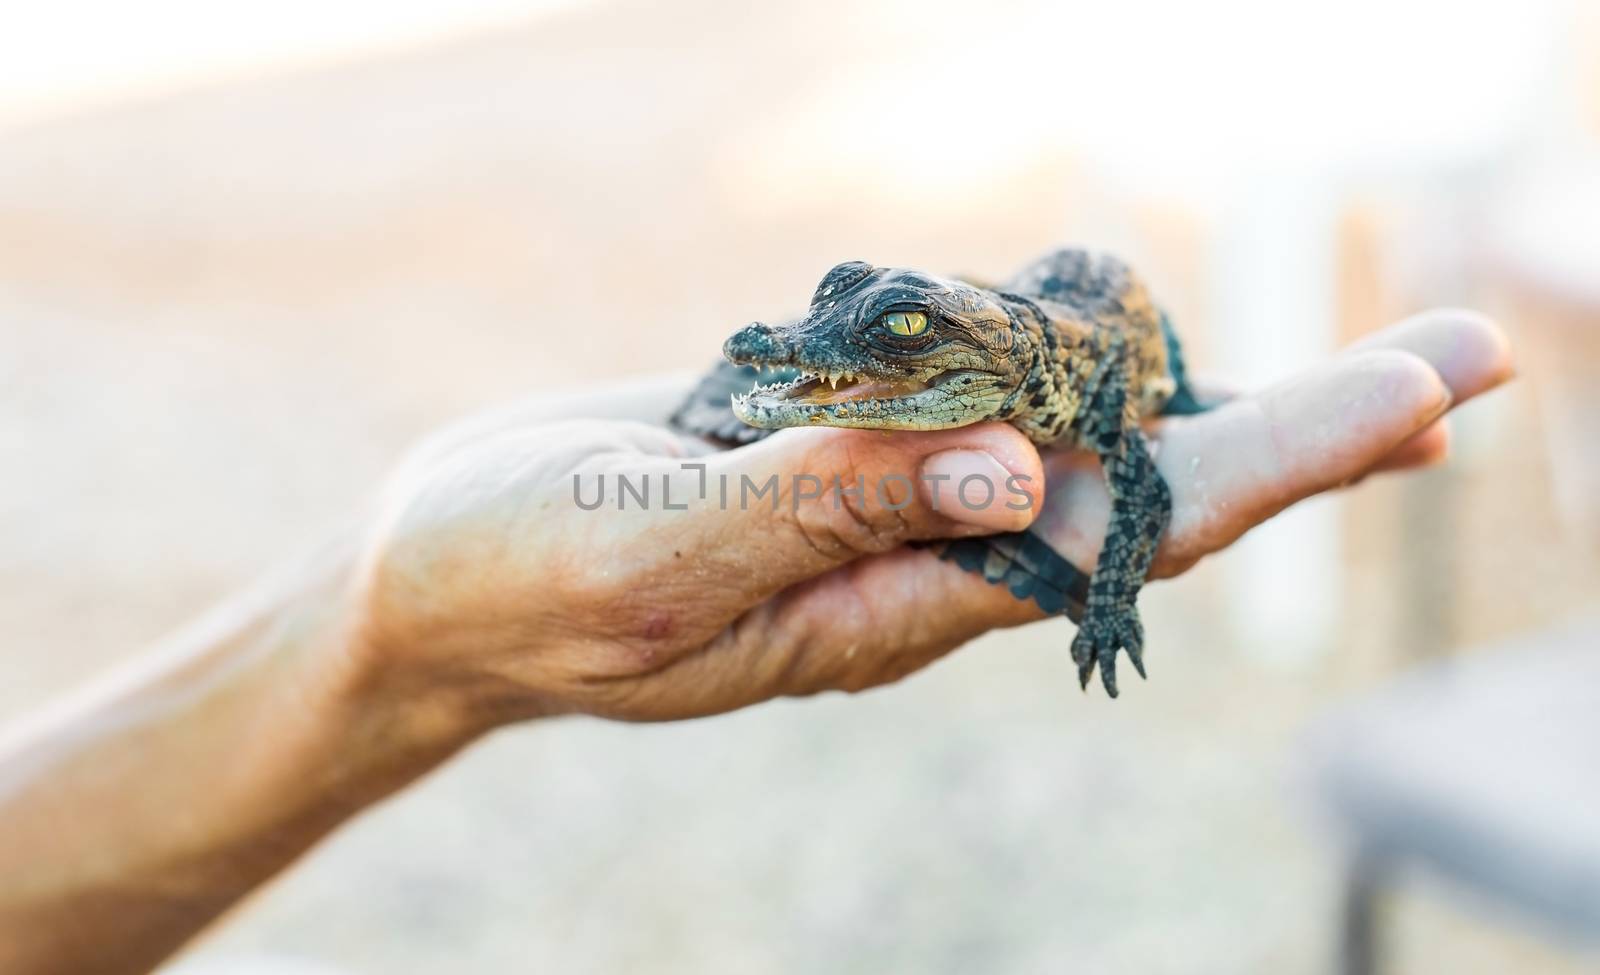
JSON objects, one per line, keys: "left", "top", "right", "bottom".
{"left": 834, "top": 665, "right": 881, "bottom": 694}
{"left": 783, "top": 477, "right": 910, "bottom": 558}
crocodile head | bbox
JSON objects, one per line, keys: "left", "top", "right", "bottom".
{"left": 723, "top": 261, "right": 1027, "bottom": 431}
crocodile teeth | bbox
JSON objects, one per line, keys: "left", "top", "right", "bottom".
{"left": 829, "top": 373, "right": 839, "bottom": 390}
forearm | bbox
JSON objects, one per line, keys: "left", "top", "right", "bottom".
{"left": 0, "top": 540, "right": 475, "bottom": 975}
{"left": 0, "top": 376, "right": 696, "bottom": 975}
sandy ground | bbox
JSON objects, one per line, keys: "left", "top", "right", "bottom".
{"left": 2, "top": 1, "right": 1597, "bottom": 971}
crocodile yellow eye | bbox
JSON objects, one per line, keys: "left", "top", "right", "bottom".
{"left": 882, "top": 310, "right": 928, "bottom": 336}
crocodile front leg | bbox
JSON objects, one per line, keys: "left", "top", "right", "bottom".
{"left": 1071, "top": 367, "right": 1172, "bottom": 697}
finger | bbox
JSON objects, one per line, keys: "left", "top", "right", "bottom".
{"left": 1338, "top": 309, "right": 1508, "bottom": 475}
{"left": 761, "top": 548, "right": 1048, "bottom": 698}
{"left": 1344, "top": 308, "right": 1514, "bottom": 405}
{"left": 1368, "top": 418, "right": 1451, "bottom": 474}
{"left": 1024, "top": 350, "right": 1451, "bottom": 579}
{"left": 1180, "top": 309, "right": 1508, "bottom": 418}
{"left": 622, "top": 545, "right": 1045, "bottom": 717}
{"left": 1154, "top": 348, "right": 1452, "bottom": 571}
{"left": 656, "top": 422, "right": 1045, "bottom": 604}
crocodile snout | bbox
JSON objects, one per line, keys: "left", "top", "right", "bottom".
{"left": 722, "top": 321, "right": 791, "bottom": 365}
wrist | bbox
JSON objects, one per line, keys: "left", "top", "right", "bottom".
{"left": 343, "top": 502, "right": 581, "bottom": 732}
{"left": 275, "top": 539, "right": 491, "bottom": 806}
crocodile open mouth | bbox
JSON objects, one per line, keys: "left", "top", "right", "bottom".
{"left": 751, "top": 369, "right": 930, "bottom": 405}
{"left": 730, "top": 366, "right": 997, "bottom": 430}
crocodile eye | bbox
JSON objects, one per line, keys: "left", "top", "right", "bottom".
{"left": 881, "top": 311, "right": 928, "bottom": 336}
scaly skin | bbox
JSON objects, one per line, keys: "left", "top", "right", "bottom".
{"left": 692, "top": 248, "right": 1198, "bottom": 696}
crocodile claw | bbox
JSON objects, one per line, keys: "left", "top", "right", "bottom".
{"left": 1070, "top": 605, "right": 1146, "bottom": 698}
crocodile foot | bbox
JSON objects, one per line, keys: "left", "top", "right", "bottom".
{"left": 1070, "top": 604, "right": 1146, "bottom": 698}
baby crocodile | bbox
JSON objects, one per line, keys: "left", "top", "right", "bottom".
{"left": 672, "top": 248, "right": 1204, "bottom": 696}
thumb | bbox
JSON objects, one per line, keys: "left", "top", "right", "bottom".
{"left": 676, "top": 422, "right": 1044, "bottom": 602}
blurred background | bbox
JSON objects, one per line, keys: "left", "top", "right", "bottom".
{"left": 2, "top": 0, "right": 1598, "bottom": 972}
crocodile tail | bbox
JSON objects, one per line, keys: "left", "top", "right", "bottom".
{"left": 1159, "top": 311, "right": 1207, "bottom": 416}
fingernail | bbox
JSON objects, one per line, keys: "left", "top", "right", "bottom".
{"left": 920, "top": 449, "right": 1034, "bottom": 530}
{"left": 1428, "top": 388, "right": 1454, "bottom": 423}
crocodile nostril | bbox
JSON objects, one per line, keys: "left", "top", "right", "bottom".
{"left": 723, "top": 322, "right": 790, "bottom": 364}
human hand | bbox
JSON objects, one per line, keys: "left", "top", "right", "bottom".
{"left": 1030, "top": 309, "right": 1513, "bottom": 581}
{"left": 347, "top": 310, "right": 1511, "bottom": 734}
